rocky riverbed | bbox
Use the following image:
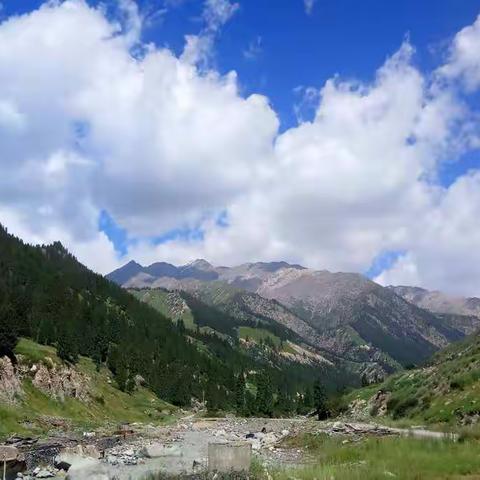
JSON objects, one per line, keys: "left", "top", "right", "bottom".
{"left": 2, "top": 417, "right": 455, "bottom": 480}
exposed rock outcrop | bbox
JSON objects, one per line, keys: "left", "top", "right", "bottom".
{"left": 368, "top": 390, "right": 391, "bottom": 417}
{"left": 0, "top": 356, "right": 23, "bottom": 403}
{"left": 32, "top": 362, "right": 90, "bottom": 402}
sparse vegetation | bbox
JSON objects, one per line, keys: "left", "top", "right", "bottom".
{"left": 344, "top": 332, "right": 480, "bottom": 425}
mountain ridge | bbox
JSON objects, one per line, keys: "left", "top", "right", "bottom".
{"left": 109, "top": 259, "right": 480, "bottom": 378}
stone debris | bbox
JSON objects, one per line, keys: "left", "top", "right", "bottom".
{"left": 5, "top": 416, "right": 455, "bottom": 480}
{"left": 321, "top": 421, "right": 458, "bottom": 441}
{"left": 323, "top": 421, "right": 399, "bottom": 437}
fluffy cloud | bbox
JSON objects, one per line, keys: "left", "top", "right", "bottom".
{"left": 304, "top": 0, "right": 316, "bottom": 15}
{"left": 375, "top": 172, "right": 480, "bottom": 296}
{"left": 125, "top": 40, "right": 480, "bottom": 295}
{"left": 0, "top": 0, "right": 276, "bottom": 268}
{"left": 439, "top": 14, "right": 480, "bottom": 91}
{"left": 1, "top": 1, "right": 480, "bottom": 296}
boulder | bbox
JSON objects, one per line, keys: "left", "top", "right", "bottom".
{"left": 0, "top": 445, "right": 19, "bottom": 461}
{"left": 35, "top": 469, "right": 55, "bottom": 478}
{"left": 140, "top": 443, "right": 182, "bottom": 458}
{"left": 208, "top": 442, "right": 251, "bottom": 473}
{"left": 65, "top": 458, "right": 109, "bottom": 480}
{"left": 60, "top": 444, "right": 100, "bottom": 460}
{"left": 83, "top": 445, "right": 101, "bottom": 459}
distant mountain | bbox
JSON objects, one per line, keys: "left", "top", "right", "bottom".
{"left": 107, "top": 259, "right": 220, "bottom": 286}
{"left": 389, "top": 286, "right": 480, "bottom": 335}
{"left": 389, "top": 285, "right": 480, "bottom": 318}
{"left": 109, "top": 260, "right": 476, "bottom": 376}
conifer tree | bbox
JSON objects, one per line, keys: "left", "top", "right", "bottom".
{"left": 235, "top": 371, "right": 246, "bottom": 415}
{"left": 256, "top": 371, "right": 274, "bottom": 417}
{"left": 313, "top": 378, "right": 328, "bottom": 420}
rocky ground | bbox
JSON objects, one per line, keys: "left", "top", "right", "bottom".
{"left": 2, "top": 416, "right": 456, "bottom": 480}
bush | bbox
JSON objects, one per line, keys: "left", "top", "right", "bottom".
{"left": 388, "top": 396, "right": 419, "bottom": 419}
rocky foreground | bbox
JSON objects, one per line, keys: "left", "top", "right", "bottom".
{"left": 1, "top": 416, "right": 456, "bottom": 480}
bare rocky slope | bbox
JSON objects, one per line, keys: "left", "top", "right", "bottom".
{"left": 389, "top": 286, "right": 480, "bottom": 335}
{"left": 108, "top": 260, "right": 477, "bottom": 377}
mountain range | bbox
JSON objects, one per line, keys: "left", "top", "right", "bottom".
{"left": 108, "top": 259, "right": 480, "bottom": 379}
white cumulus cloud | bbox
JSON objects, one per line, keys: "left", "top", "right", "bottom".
{"left": 1, "top": 1, "right": 480, "bottom": 297}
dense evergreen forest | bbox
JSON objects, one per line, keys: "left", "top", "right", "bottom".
{"left": 0, "top": 224, "right": 330, "bottom": 415}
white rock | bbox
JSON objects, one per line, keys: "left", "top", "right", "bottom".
{"left": 66, "top": 458, "right": 109, "bottom": 480}
{"left": 140, "top": 443, "right": 182, "bottom": 458}
{"left": 35, "top": 470, "right": 54, "bottom": 478}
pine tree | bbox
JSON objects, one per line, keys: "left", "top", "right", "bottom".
{"left": 235, "top": 371, "right": 246, "bottom": 415}
{"left": 313, "top": 378, "right": 328, "bottom": 420}
{"left": 206, "top": 379, "right": 219, "bottom": 415}
{"left": 0, "top": 297, "right": 18, "bottom": 358}
{"left": 245, "top": 390, "right": 256, "bottom": 417}
{"left": 256, "top": 371, "right": 274, "bottom": 417}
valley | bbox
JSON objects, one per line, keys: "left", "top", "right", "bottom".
{"left": 2, "top": 227, "right": 480, "bottom": 479}
{"left": 111, "top": 258, "right": 480, "bottom": 382}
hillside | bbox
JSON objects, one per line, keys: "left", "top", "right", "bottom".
{"left": 109, "top": 259, "right": 474, "bottom": 377}
{"left": 0, "top": 338, "right": 174, "bottom": 439}
{"left": 130, "top": 287, "right": 358, "bottom": 393}
{"left": 0, "top": 224, "right": 328, "bottom": 421}
{"left": 345, "top": 332, "right": 480, "bottom": 426}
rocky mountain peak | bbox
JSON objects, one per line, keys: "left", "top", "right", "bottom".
{"left": 187, "top": 259, "right": 215, "bottom": 270}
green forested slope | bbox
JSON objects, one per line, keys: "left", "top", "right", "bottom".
{"left": 0, "top": 224, "right": 334, "bottom": 417}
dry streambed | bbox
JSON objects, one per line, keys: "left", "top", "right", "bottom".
{"left": 2, "top": 418, "right": 455, "bottom": 480}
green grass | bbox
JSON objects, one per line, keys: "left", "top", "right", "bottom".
{"left": 265, "top": 433, "right": 480, "bottom": 480}
{"left": 238, "top": 326, "right": 281, "bottom": 347}
{"left": 280, "top": 341, "right": 297, "bottom": 355}
{"left": 0, "top": 339, "right": 175, "bottom": 439}
{"left": 15, "top": 338, "right": 58, "bottom": 364}
{"left": 345, "top": 333, "right": 480, "bottom": 426}
{"left": 130, "top": 289, "right": 196, "bottom": 330}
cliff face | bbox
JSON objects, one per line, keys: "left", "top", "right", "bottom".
{"left": 0, "top": 356, "right": 22, "bottom": 403}
{"left": 0, "top": 354, "right": 90, "bottom": 404}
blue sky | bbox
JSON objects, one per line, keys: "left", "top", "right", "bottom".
{"left": 93, "top": 0, "right": 479, "bottom": 262}
{"left": 1, "top": 0, "right": 480, "bottom": 293}
{"left": 6, "top": 0, "right": 480, "bottom": 133}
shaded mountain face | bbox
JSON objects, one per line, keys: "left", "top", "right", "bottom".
{"left": 109, "top": 260, "right": 474, "bottom": 374}
{"left": 389, "top": 286, "right": 480, "bottom": 335}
